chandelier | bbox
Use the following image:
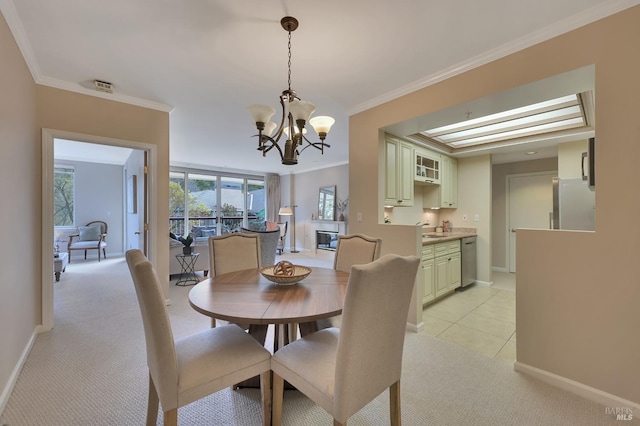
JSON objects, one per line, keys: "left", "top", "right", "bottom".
{"left": 248, "top": 16, "right": 335, "bottom": 165}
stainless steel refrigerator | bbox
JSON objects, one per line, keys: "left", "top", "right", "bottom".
{"left": 551, "top": 177, "right": 595, "bottom": 231}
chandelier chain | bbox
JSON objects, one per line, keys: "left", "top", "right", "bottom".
{"left": 287, "top": 30, "right": 292, "bottom": 92}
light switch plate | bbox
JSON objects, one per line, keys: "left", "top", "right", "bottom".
{"left": 474, "top": 214, "right": 480, "bottom": 222}
{"left": 462, "top": 214, "right": 468, "bottom": 221}
{"left": 357, "top": 212, "right": 363, "bottom": 222}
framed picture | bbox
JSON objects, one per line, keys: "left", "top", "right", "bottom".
{"left": 128, "top": 175, "right": 137, "bottom": 213}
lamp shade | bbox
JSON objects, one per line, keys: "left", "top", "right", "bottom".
{"left": 278, "top": 207, "right": 293, "bottom": 216}
{"left": 309, "top": 116, "right": 335, "bottom": 134}
{"left": 288, "top": 100, "right": 316, "bottom": 122}
{"left": 248, "top": 104, "right": 276, "bottom": 124}
{"left": 263, "top": 121, "right": 277, "bottom": 137}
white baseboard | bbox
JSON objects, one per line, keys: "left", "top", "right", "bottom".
{"left": 492, "top": 266, "right": 509, "bottom": 273}
{"left": 474, "top": 280, "right": 492, "bottom": 287}
{"left": 406, "top": 321, "right": 424, "bottom": 333}
{"left": 0, "top": 326, "right": 39, "bottom": 415}
{"left": 514, "top": 361, "right": 640, "bottom": 410}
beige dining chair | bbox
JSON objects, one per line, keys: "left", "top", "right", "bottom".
{"left": 271, "top": 254, "right": 420, "bottom": 426}
{"left": 333, "top": 233, "right": 382, "bottom": 273}
{"left": 125, "top": 249, "right": 271, "bottom": 426}
{"left": 208, "top": 233, "right": 261, "bottom": 329}
{"left": 310, "top": 233, "right": 382, "bottom": 332}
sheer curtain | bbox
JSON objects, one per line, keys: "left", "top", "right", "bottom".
{"left": 266, "top": 174, "right": 280, "bottom": 223}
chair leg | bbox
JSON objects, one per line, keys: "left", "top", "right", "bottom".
{"left": 390, "top": 380, "right": 401, "bottom": 426}
{"left": 272, "top": 372, "right": 285, "bottom": 426}
{"left": 163, "top": 408, "right": 177, "bottom": 426}
{"left": 146, "top": 373, "right": 159, "bottom": 426}
{"left": 103, "top": 247, "right": 107, "bottom": 258}
{"left": 260, "top": 370, "right": 271, "bottom": 426}
{"left": 84, "top": 249, "right": 87, "bottom": 260}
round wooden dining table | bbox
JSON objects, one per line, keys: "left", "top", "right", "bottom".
{"left": 188, "top": 266, "right": 349, "bottom": 340}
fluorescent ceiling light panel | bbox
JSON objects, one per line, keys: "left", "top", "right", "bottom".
{"left": 420, "top": 94, "right": 586, "bottom": 149}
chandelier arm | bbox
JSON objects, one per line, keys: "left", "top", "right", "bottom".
{"left": 298, "top": 140, "right": 331, "bottom": 154}
{"left": 257, "top": 134, "right": 285, "bottom": 160}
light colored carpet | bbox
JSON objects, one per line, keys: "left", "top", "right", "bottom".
{"left": 0, "top": 256, "right": 616, "bottom": 425}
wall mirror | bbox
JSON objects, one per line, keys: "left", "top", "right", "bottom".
{"left": 318, "top": 185, "right": 336, "bottom": 221}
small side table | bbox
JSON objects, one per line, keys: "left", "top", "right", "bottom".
{"left": 175, "top": 253, "right": 200, "bottom": 286}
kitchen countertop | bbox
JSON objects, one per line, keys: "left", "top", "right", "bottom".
{"left": 421, "top": 232, "right": 477, "bottom": 245}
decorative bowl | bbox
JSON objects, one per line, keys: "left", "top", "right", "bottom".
{"left": 260, "top": 263, "right": 312, "bottom": 285}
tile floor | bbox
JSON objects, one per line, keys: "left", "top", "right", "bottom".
{"left": 280, "top": 251, "right": 518, "bottom": 363}
{"left": 422, "top": 271, "right": 516, "bottom": 362}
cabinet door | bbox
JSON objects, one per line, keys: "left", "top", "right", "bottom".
{"left": 398, "top": 141, "right": 414, "bottom": 206}
{"left": 448, "top": 158, "right": 458, "bottom": 208}
{"left": 422, "top": 258, "right": 435, "bottom": 304}
{"left": 384, "top": 137, "right": 399, "bottom": 205}
{"left": 434, "top": 256, "right": 450, "bottom": 297}
{"left": 415, "top": 149, "right": 440, "bottom": 184}
{"left": 448, "top": 253, "right": 461, "bottom": 291}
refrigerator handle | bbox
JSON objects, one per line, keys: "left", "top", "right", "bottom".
{"left": 549, "top": 212, "right": 554, "bottom": 229}
{"left": 581, "top": 151, "right": 588, "bottom": 181}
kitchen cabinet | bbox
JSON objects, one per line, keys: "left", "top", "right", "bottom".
{"left": 421, "top": 245, "right": 435, "bottom": 304}
{"left": 433, "top": 240, "right": 461, "bottom": 298}
{"left": 384, "top": 135, "right": 414, "bottom": 206}
{"left": 423, "top": 155, "right": 458, "bottom": 208}
{"left": 414, "top": 147, "right": 440, "bottom": 184}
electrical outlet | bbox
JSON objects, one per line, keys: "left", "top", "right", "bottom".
{"left": 462, "top": 214, "right": 468, "bottom": 221}
{"left": 474, "top": 214, "right": 480, "bottom": 222}
{"left": 357, "top": 212, "right": 363, "bottom": 222}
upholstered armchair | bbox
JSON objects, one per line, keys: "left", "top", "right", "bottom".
{"left": 67, "top": 221, "right": 107, "bottom": 262}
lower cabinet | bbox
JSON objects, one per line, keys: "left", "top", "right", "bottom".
{"left": 422, "top": 240, "right": 461, "bottom": 306}
{"left": 421, "top": 257, "right": 435, "bottom": 304}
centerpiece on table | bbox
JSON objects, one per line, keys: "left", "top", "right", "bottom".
{"left": 336, "top": 197, "right": 349, "bottom": 222}
{"left": 260, "top": 260, "right": 311, "bottom": 285}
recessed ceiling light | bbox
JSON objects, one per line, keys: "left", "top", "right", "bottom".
{"left": 525, "top": 151, "right": 538, "bottom": 155}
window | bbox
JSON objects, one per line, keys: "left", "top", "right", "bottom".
{"left": 54, "top": 166, "right": 75, "bottom": 226}
{"left": 169, "top": 170, "right": 265, "bottom": 237}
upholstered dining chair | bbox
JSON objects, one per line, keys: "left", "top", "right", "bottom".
{"left": 333, "top": 233, "right": 382, "bottom": 273}
{"left": 271, "top": 254, "right": 420, "bottom": 426}
{"left": 67, "top": 220, "right": 108, "bottom": 262}
{"left": 310, "top": 233, "right": 383, "bottom": 332}
{"left": 240, "top": 227, "right": 280, "bottom": 266}
{"left": 208, "top": 233, "right": 261, "bottom": 328}
{"left": 125, "top": 249, "right": 271, "bottom": 426}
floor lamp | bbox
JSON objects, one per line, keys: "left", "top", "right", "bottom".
{"left": 278, "top": 205, "right": 298, "bottom": 253}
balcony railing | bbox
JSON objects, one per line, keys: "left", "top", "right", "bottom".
{"left": 170, "top": 215, "right": 260, "bottom": 236}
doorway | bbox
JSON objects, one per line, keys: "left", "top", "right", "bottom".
{"left": 42, "top": 129, "right": 157, "bottom": 331}
{"left": 507, "top": 171, "right": 556, "bottom": 272}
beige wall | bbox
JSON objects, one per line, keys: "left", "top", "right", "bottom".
{"left": 0, "top": 13, "right": 170, "bottom": 409}
{"left": 0, "top": 10, "right": 39, "bottom": 406}
{"left": 351, "top": 6, "right": 640, "bottom": 404}
{"left": 491, "top": 157, "right": 557, "bottom": 270}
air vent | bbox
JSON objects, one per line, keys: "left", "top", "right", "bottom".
{"left": 94, "top": 80, "right": 113, "bottom": 94}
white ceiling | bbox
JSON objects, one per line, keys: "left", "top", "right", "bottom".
{"left": 3, "top": 0, "right": 639, "bottom": 173}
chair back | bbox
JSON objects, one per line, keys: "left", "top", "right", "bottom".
{"left": 242, "top": 227, "right": 280, "bottom": 266}
{"left": 125, "top": 249, "right": 178, "bottom": 409}
{"left": 333, "top": 254, "right": 420, "bottom": 420}
{"left": 333, "top": 234, "right": 382, "bottom": 273}
{"left": 87, "top": 220, "right": 108, "bottom": 236}
{"left": 208, "top": 233, "right": 261, "bottom": 277}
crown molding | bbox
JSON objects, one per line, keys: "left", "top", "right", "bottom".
{"left": 36, "top": 76, "right": 174, "bottom": 113}
{"left": 347, "top": 0, "right": 640, "bottom": 116}
{"left": 0, "top": 0, "right": 173, "bottom": 113}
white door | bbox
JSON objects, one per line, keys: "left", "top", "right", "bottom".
{"left": 508, "top": 172, "right": 555, "bottom": 272}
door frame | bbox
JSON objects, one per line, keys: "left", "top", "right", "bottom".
{"left": 41, "top": 128, "right": 158, "bottom": 331}
{"left": 505, "top": 170, "right": 557, "bottom": 273}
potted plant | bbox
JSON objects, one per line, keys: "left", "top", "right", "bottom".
{"left": 178, "top": 234, "right": 194, "bottom": 255}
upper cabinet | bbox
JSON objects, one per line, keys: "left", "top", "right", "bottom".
{"left": 423, "top": 156, "right": 458, "bottom": 208}
{"left": 384, "top": 135, "right": 414, "bottom": 207}
{"left": 414, "top": 148, "right": 440, "bottom": 184}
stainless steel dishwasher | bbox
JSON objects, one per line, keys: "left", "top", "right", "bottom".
{"left": 459, "top": 236, "right": 477, "bottom": 289}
